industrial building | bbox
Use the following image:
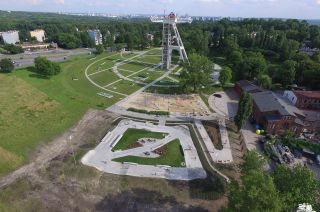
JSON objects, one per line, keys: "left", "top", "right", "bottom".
{"left": 235, "top": 80, "right": 319, "bottom": 135}
{"left": 283, "top": 90, "right": 320, "bottom": 110}
{"left": 30, "top": 29, "right": 46, "bottom": 42}
{"left": 252, "top": 91, "right": 307, "bottom": 135}
{"left": 87, "top": 30, "right": 103, "bottom": 45}
{"left": 0, "top": 30, "right": 20, "bottom": 44}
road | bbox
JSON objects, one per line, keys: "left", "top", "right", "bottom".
{"left": 0, "top": 48, "right": 93, "bottom": 68}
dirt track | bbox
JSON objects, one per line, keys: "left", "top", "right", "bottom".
{"left": 0, "top": 109, "right": 118, "bottom": 189}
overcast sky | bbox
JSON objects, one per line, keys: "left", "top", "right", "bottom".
{"left": 1, "top": 0, "right": 320, "bottom": 19}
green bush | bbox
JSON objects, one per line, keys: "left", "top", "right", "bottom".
{"left": 127, "top": 107, "right": 169, "bottom": 116}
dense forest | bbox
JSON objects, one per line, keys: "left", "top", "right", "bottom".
{"left": 0, "top": 10, "right": 319, "bottom": 89}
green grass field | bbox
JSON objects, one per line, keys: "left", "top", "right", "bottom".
{"left": 89, "top": 69, "right": 120, "bottom": 86}
{"left": 0, "top": 52, "right": 125, "bottom": 176}
{"left": 113, "top": 139, "right": 185, "bottom": 167}
{"left": 134, "top": 55, "right": 161, "bottom": 64}
{"left": 119, "top": 62, "right": 149, "bottom": 72}
{"left": 105, "top": 80, "right": 142, "bottom": 95}
{"left": 112, "top": 128, "right": 167, "bottom": 151}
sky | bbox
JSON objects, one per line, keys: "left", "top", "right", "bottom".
{"left": 0, "top": 0, "right": 320, "bottom": 19}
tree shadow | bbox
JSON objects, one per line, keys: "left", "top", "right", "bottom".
{"left": 95, "top": 188, "right": 208, "bottom": 212}
{"left": 187, "top": 172, "right": 225, "bottom": 200}
{"left": 26, "top": 67, "right": 49, "bottom": 79}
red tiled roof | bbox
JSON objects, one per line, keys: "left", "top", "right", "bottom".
{"left": 294, "top": 91, "right": 320, "bottom": 99}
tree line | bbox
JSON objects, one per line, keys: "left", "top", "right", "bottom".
{"left": 1, "top": 11, "right": 320, "bottom": 89}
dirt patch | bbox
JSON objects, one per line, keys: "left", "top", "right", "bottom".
{"left": 120, "top": 92, "right": 211, "bottom": 115}
{"left": 152, "top": 144, "right": 168, "bottom": 156}
{"left": 203, "top": 121, "right": 222, "bottom": 150}
{"left": 127, "top": 142, "right": 143, "bottom": 150}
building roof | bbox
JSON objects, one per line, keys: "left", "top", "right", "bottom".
{"left": 302, "top": 110, "right": 320, "bottom": 122}
{"left": 294, "top": 91, "right": 320, "bottom": 99}
{"left": 252, "top": 91, "right": 305, "bottom": 117}
{"left": 236, "top": 80, "right": 264, "bottom": 93}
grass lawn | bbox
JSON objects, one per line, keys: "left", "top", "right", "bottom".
{"left": 119, "top": 62, "right": 149, "bottom": 72}
{"left": 86, "top": 52, "right": 119, "bottom": 74}
{"left": 88, "top": 69, "right": 120, "bottom": 87}
{"left": 112, "top": 128, "right": 167, "bottom": 151}
{"left": 143, "top": 71, "right": 165, "bottom": 83}
{"left": 0, "top": 52, "right": 124, "bottom": 176}
{"left": 135, "top": 55, "right": 161, "bottom": 64}
{"left": 105, "top": 80, "right": 142, "bottom": 95}
{"left": 113, "top": 139, "right": 185, "bottom": 167}
{"left": 145, "top": 48, "right": 162, "bottom": 55}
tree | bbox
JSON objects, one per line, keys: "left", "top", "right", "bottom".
{"left": 95, "top": 45, "right": 104, "bottom": 55}
{"left": 234, "top": 92, "right": 252, "bottom": 131}
{"left": 55, "top": 33, "right": 81, "bottom": 49}
{"left": 226, "top": 152, "right": 283, "bottom": 212}
{"left": 180, "top": 53, "right": 213, "bottom": 92}
{"left": 273, "top": 165, "right": 320, "bottom": 211}
{"left": 219, "top": 66, "right": 232, "bottom": 87}
{"left": 277, "top": 60, "right": 297, "bottom": 87}
{"left": 3, "top": 44, "right": 24, "bottom": 54}
{"left": 257, "top": 74, "right": 272, "bottom": 89}
{"left": 34, "top": 57, "right": 61, "bottom": 78}
{"left": 0, "top": 59, "right": 14, "bottom": 73}
{"left": 227, "top": 50, "right": 243, "bottom": 67}
{"left": 237, "top": 52, "right": 267, "bottom": 80}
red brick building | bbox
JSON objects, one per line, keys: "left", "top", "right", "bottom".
{"left": 234, "top": 80, "right": 264, "bottom": 96}
{"left": 293, "top": 91, "right": 320, "bottom": 110}
{"left": 252, "top": 91, "right": 307, "bottom": 135}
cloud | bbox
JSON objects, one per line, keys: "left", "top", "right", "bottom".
{"left": 317, "top": 0, "right": 320, "bottom": 4}
{"left": 54, "top": 0, "right": 65, "bottom": 4}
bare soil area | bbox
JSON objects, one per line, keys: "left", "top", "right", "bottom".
{"left": 0, "top": 110, "right": 227, "bottom": 212}
{"left": 120, "top": 92, "right": 211, "bottom": 115}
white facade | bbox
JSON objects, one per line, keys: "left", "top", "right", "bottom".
{"left": 283, "top": 90, "right": 298, "bottom": 105}
{"left": 145, "top": 33, "right": 154, "bottom": 41}
{"left": 88, "top": 30, "right": 103, "bottom": 45}
{"left": 0, "top": 30, "right": 20, "bottom": 44}
{"left": 30, "top": 29, "right": 45, "bottom": 42}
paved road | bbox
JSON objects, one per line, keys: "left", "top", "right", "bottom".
{"left": 1, "top": 48, "right": 92, "bottom": 68}
{"left": 208, "top": 90, "right": 238, "bottom": 120}
{"left": 208, "top": 89, "right": 261, "bottom": 151}
{"left": 82, "top": 119, "right": 206, "bottom": 180}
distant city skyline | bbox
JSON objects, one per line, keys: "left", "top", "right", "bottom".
{"left": 1, "top": 0, "right": 320, "bottom": 19}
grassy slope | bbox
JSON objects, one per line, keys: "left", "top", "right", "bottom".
{"left": 112, "top": 128, "right": 167, "bottom": 151}
{"left": 113, "top": 139, "right": 185, "bottom": 167}
{"left": 0, "top": 52, "right": 123, "bottom": 176}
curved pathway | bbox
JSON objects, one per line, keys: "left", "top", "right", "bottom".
{"left": 81, "top": 119, "right": 207, "bottom": 180}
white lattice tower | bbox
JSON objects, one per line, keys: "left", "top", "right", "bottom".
{"left": 151, "top": 12, "right": 192, "bottom": 69}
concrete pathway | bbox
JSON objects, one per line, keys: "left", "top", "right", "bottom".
{"left": 81, "top": 120, "right": 206, "bottom": 180}
{"left": 194, "top": 120, "right": 233, "bottom": 163}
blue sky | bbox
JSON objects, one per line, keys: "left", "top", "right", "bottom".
{"left": 1, "top": 0, "right": 320, "bottom": 19}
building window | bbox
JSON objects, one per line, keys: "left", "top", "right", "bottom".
{"left": 272, "top": 124, "right": 276, "bottom": 129}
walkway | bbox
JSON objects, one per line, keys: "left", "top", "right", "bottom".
{"left": 194, "top": 120, "right": 233, "bottom": 163}
{"left": 81, "top": 119, "right": 206, "bottom": 180}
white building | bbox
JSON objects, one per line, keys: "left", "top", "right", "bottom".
{"left": 0, "top": 30, "right": 20, "bottom": 44}
{"left": 30, "top": 29, "right": 46, "bottom": 43}
{"left": 283, "top": 90, "right": 298, "bottom": 105}
{"left": 145, "top": 33, "right": 154, "bottom": 41}
{"left": 88, "top": 30, "right": 103, "bottom": 45}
